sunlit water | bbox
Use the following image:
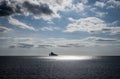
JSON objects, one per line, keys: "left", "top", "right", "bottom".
{"left": 0, "top": 56, "right": 120, "bottom": 79}
{"left": 39, "top": 56, "right": 94, "bottom": 60}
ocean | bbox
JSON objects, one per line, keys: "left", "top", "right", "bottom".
{"left": 0, "top": 56, "right": 120, "bottom": 79}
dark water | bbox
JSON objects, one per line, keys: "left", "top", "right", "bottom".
{"left": 0, "top": 56, "right": 120, "bottom": 79}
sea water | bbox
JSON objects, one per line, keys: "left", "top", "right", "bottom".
{"left": 0, "top": 56, "right": 120, "bottom": 79}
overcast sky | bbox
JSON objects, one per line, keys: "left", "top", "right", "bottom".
{"left": 0, "top": 0, "right": 120, "bottom": 56}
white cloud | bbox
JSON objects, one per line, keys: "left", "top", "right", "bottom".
{"left": 47, "top": 37, "right": 120, "bottom": 47}
{"left": 110, "top": 27, "right": 120, "bottom": 35}
{"left": 8, "top": 17, "right": 35, "bottom": 31}
{"left": 107, "top": 0, "right": 120, "bottom": 9}
{"left": 65, "top": 17, "right": 120, "bottom": 35}
{"left": 94, "top": 0, "right": 120, "bottom": 9}
{"left": 71, "top": 3, "right": 85, "bottom": 11}
{"left": 68, "top": 17, "right": 76, "bottom": 22}
{"left": 84, "top": 37, "right": 117, "bottom": 42}
{"left": 95, "top": 11, "right": 108, "bottom": 18}
{"left": 95, "top": 1, "right": 105, "bottom": 8}
{"left": 110, "top": 20, "right": 120, "bottom": 26}
{"left": 81, "top": 0, "right": 88, "bottom": 4}
{"left": 44, "top": 38, "right": 94, "bottom": 47}
{"left": 0, "top": 26, "right": 11, "bottom": 33}
{"left": 65, "top": 17, "right": 107, "bottom": 33}
{"left": 102, "top": 27, "right": 120, "bottom": 35}
{"left": 90, "top": 7, "right": 108, "bottom": 18}
{"left": 40, "top": 26, "right": 60, "bottom": 31}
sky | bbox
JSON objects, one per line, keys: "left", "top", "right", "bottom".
{"left": 0, "top": 0, "right": 120, "bottom": 56}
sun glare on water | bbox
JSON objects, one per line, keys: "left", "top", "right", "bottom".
{"left": 43, "top": 56, "right": 93, "bottom": 60}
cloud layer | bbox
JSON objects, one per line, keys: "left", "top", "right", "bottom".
{"left": 2, "top": 37, "right": 118, "bottom": 49}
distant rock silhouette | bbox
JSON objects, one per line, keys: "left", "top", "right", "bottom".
{"left": 49, "top": 52, "right": 58, "bottom": 56}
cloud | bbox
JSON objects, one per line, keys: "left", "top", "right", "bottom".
{"left": 40, "top": 26, "right": 60, "bottom": 31}
{"left": 23, "top": 1, "right": 53, "bottom": 16}
{"left": 4, "top": 37, "right": 34, "bottom": 48}
{"left": 94, "top": 0, "right": 120, "bottom": 9}
{"left": 0, "top": 26, "right": 11, "bottom": 33}
{"left": 37, "top": 45, "right": 53, "bottom": 48}
{"left": 0, "top": 0, "right": 90, "bottom": 19}
{"left": 106, "top": 0, "right": 120, "bottom": 9}
{"left": 17, "top": 43, "right": 34, "bottom": 48}
{"left": 71, "top": 3, "right": 85, "bottom": 11}
{"left": 14, "top": 38, "right": 32, "bottom": 42}
{"left": 0, "top": 0, "right": 53, "bottom": 17}
{"left": 90, "top": 7, "right": 108, "bottom": 18}
{"left": 84, "top": 37, "right": 117, "bottom": 42}
{"left": 47, "top": 38, "right": 94, "bottom": 48}
{"left": 58, "top": 43, "right": 85, "bottom": 48}
{"left": 104, "top": 21, "right": 120, "bottom": 35}
{"left": 65, "top": 17, "right": 107, "bottom": 33}
{"left": 0, "top": 0, "right": 71, "bottom": 20}
{"left": 8, "top": 17, "right": 35, "bottom": 31}
{"left": 96, "top": 38, "right": 116, "bottom": 41}
{"left": 65, "top": 17, "right": 120, "bottom": 35}
{"left": 6, "top": 37, "right": 53, "bottom": 48}
{"left": 102, "top": 27, "right": 120, "bottom": 35}
{"left": 1, "top": 36, "right": 119, "bottom": 49}
{"left": 9, "top": 45, "right": 16, "bottom": 48}
{"left": 110, "top": 20, "right": 120, "bottom": 26}
{"left": 58, "top": 45, "right": 71, "bottom": 48}
{"left": 95, "top": 11, "right": 108, "bottom": 18}
{"left": 52, "top": 37, "right": 117, "bottom": 48}
{"left": 95, "top": 1, "right": 105, "bottom": 8}
{"left": 110, "top": 27, "right": 120, "bottom": 35}
{"left": 0, "top": 37, "right": 12, "bottom": 41}
{"left": 0, "top": 0, "right": 14, "bottom": 17}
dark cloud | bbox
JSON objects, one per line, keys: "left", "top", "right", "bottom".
{"left": 0, "top": 0, "right": 53, "bottom": 17}
{"left": 9, "top": 45, "right": 16, "bottom": 48}
{"left": 68, "top": 44, "right": 85, "bottom": 47}
{"left": 96, "top": 38, "right": 117, "bottom": 41}
{"left": 0, "top": 0, "right": 14, "bottom": 16}
{"left": 38, "top": 45, "right": 53, "bottom": 48}
{"left": 102, "top": 28, "right": 111, "bottom": 32}
{"left": 58, "top": 45, "right": 71, "bottom": 47}
{"left": 86, "top": 37, "right": 118, "bottom": 42}
{"left": 58, "top": 44, "right": 85, "bottom": 48}
{"left": 23, "top": 1, "right": 53, "bottom": 15}
{"left": 17, "top": 43, "right": 34, "bottom": 48}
